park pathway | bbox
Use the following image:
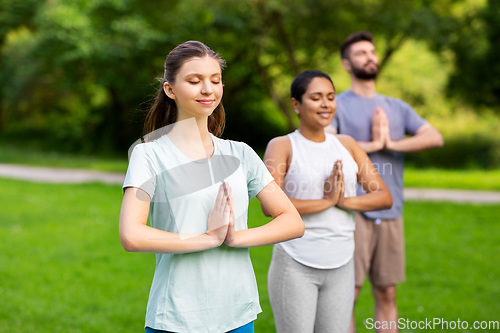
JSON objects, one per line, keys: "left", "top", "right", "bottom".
{"left": 1, "top": 163, "right": 500, "bottom": 204}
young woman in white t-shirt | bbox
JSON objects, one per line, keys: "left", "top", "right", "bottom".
{"left": 263, "top": 70, "right": 392, "bottom": 333}
{"left": 119, "top": 41, "right": 304, "bottom": 333}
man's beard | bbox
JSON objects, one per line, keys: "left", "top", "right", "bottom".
{"left": 350, "top": 60, "right": 379, "bottom": 80}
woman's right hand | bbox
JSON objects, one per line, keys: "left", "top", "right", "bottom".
{"left": 206, "top": 183, "right": 231, "bottom": 246}
{"left": 324, "top": 160, "right": 344, "bottom": 206}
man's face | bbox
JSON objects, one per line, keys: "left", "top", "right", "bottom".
{"left": 347, "top": 40, "right": 379, "bottom": 80}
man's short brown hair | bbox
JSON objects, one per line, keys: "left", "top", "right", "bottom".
{"left": 340, "top": 31, "right": 374, "bottom": 59}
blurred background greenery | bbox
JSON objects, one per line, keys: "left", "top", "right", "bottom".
{"left": 2, "top": 1, "right": 500, "bottom": 332}
{"left": 1, "top": 0, "right": 499, "bottom": 169}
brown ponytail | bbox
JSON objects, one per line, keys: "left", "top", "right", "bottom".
{"left": 143, "top": 41, "right": 226, "bottom": 140}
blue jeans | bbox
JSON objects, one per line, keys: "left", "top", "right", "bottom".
{"left": 145, "top": 321, "right": 254, "bottom": 333}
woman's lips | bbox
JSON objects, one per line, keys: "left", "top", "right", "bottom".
{"left": 197, "top": 99, "right": 214, "bottom": 105}
{"left": 317, "top": 112, "right": 332, "bottom": 119}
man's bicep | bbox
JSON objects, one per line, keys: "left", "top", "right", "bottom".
{"left": 415, "top": 122, "right": 433, "bottom": 134}
{"left": 404, "top": 104, "right": 427, "bottom": 135}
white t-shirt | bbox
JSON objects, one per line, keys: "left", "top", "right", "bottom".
{"left": 280, "top": 130, "right": 358, "bottom": 269}
{"left": 123, "top": 134, "right": 274, "bottom": 333}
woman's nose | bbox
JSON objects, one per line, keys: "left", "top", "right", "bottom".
{"left": 201, "top": 81, "right": 213, "bottom": 95}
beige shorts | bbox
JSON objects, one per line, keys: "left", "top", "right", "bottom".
{"left": 354, "top": 212, "right": 406, "bottom": 288}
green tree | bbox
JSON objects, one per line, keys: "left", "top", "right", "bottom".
{"left": 0, "top": 0, "right": 467, "bottom": 153}
{"left": 446, "top": 0, "right": 500, "bottom": 110}
{"left": 158, "top": 0, "right": 466, "bottom": 144}
{"left": 1, "top": 0, "right": 177, "bottom": 151}
{"left": 0, "top": 0, "right": 41, "bottom": 129}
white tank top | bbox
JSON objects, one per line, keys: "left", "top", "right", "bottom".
{"left": 280, "top": 130, "right": 358, "bottom": 269}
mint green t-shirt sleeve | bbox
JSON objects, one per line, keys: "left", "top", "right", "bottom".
{"left": 243, "top": 143, "right": 274, "bottom": 200}
{"left": 122, "top": 144, "right": 156, "bottom": 199}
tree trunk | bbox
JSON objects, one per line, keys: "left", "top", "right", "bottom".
{"left": 271, "top": 9, "right": 300, "bottom": 76}
{"left": 379, "top": 34, "right": 407, "bottom": 72}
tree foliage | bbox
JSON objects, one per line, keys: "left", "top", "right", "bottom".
{"left": 0, "top": 0, "right": 471, "bottom": 153}
{"left": 446, "top": 0, "right": 500, "bottom": 110}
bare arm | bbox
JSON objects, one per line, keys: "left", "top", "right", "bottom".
{"left": 336, "top": 135, "right": 393, "bottom": 212}
{"left": 119, "top": 185, "right": 230, "bottom": 254}
{"left": 261, "top": 136, "right": 336, "bottom": 216}
{"left": 386, "top": 122, "right": 444, "bottom": 153}
{"left": 224, "top": 180, "right": 304, "bottom": 247}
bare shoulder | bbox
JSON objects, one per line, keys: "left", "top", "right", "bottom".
{"left": 336, "top": 134, "right": 356, "bottom": 145}
{"left": 335, "top": 134, "right": 372, "bottom": 163}
{"left": 335, "top": 134, "right": 371, "bottom": 166}
{"left": 335, "top": 134, "right": 357, "bottom": 155}
{"left": 265, "top": 135, "right": 292, "bottom": 168}
{"left": 266, "top": 135, "right": 291, "bottom": 152}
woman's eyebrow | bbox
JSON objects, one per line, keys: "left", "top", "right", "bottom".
{"left": 308, "top": 91, "right": 335, "bottom": 96}
{"left": 184, "top": 72, "right": 221, "bottom": 78}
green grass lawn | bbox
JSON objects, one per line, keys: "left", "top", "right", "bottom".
{"left": 1, "top": 178, "right": 499, "bottom": 332}
{"left": 0, "top": 143, "right": 128, "bottom": 172}
{"left": 404, "top": 167, "right": 500, "bottom": 192}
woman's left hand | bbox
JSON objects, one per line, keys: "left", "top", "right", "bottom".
{"left": 224, "top": 184, "right": 238, "bottom": 246}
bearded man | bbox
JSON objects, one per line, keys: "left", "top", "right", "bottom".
{"left": 326, "top": 31, "right": 444, "bottom": 333}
